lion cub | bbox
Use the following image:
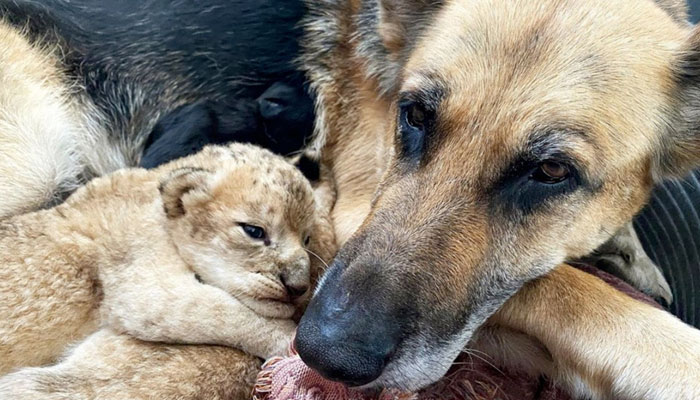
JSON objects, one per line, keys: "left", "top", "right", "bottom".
{"left": 0, "top": 143, "right": 334, "bottom": 375}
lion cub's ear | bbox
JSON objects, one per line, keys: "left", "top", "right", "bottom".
{"left": 159, "top": 167, "right": 213, "bottom": 218}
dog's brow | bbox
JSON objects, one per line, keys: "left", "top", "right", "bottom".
{"left": 400, "top": 74, "right": 447, "bottom": 110}
{"left": 528, "top": 128, "right": 593, "bottom": 156}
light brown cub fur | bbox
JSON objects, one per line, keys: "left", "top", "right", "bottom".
{"left": 0, "top": 143, "right": 334, "bottom": 377}
{"left": 0, "top": 329, "right": 262, "bottom": 400}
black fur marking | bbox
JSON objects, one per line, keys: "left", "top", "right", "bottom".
{"left": 495, "top": 154, "right": 583, "bottom": 214}
{"left": 492, "top": 133, "right": 597, "bottom": 214}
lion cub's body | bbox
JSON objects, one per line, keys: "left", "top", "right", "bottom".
{"left": 0, "top": 143, "right": 328, "bottom": 376}
{"left": 0, "top": 169, "right": 160, "bottom": 373}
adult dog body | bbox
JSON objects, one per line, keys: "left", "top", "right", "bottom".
{"left": 0, "top": 0, "right": 308, "bottom": 218}
{"left": 295, "top": 0, "right": 700, "bottom": 398}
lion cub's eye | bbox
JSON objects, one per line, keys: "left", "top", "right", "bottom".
{"left": 239, "top": 223, "right": 266, "bottom": 240}
{"left": 304, "top": 235, "right": 311, "bottom": 246}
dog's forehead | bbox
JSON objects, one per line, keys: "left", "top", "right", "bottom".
{"left": 403, "top": 0, "right": 686, "bottom": 173}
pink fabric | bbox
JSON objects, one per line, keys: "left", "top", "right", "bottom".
{"left": 253, "top": 354, "right": 569, "bottom": 400}
{"left": 253, "top": 266, "right": 658, "bottom": 400}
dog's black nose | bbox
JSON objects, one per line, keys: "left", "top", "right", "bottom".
{"left": 295, "top": 262, "right": 399, "bottom": 386}
{"left": 296, "top": 318, "right": 388, "bottom": 386}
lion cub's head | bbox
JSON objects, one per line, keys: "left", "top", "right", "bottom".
{"left": 158, "top": 144, "right": 324, "bottom": 319}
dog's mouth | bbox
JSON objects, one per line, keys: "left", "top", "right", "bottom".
{"left": 296, "top": 298, "right": 480, "bottom": 391}
{"left": 295, "top": 256, "right": 494, "bottom": 390}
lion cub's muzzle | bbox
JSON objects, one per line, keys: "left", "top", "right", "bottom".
{"left": 296, "top": 259, "right": 403, "bottom": 386}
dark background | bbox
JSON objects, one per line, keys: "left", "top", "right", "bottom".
{"left": 632, "top": 1, "right": 700, "bottom": 328}
{"left": 691, "top": 0, "right": 700, "bottom": 22}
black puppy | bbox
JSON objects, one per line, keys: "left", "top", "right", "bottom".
{"left": 140, "top": 81, "right": 315, "bottom": 169}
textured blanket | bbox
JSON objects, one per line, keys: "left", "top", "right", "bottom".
{"left": 253, "top": 265, "right": 659, "bottom": 400}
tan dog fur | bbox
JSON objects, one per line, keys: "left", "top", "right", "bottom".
{"left": 295, "top": 0, "right": 700, "bottom": 398}
{"left": 0, "top": 143, "right": 335, "bottom": 381}
{"left": 0, "top": 23, "right": 85, "bottom": 217}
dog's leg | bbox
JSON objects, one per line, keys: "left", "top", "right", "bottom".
{"left": 0, "top": 329, "right": 260, "bottom": 400}
{"left": 103, "top": 271, "right": 295, "bottom": 359}
{"left": 489, "top": 264, "right": 700, "bottom": 400}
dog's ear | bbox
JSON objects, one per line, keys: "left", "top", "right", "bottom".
{"left": 159, "top": 167, "right": 213, "bottom": 218}
{"left": 377, "top": 0, "right": 443, "bottom": 53}
{"left": 658, "top": 26, "right": 700, "bottom": 179}
{"left": 363, "top": 0, "right": 444, "bottom": 92}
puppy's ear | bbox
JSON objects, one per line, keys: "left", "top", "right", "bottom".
{"left": 658, "top": 26, "right": 700, "bottom": 179}
{"left": 159, "top": 167, "right": 213, "bottom": 218}
{"left": 256, "top": 81, "right": 315, "bottom": 155}
{"left": 141, "top": 102, "right": 217, "bottom": 169}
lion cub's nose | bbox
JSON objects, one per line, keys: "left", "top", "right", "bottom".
{"left": 281, "top": 275, "right": 309, "bottom": 300}
{"left": 285, "top": 282, "right": 309, "bottom": 300}
{"left": 280, "top": 270, "right": 309, "bottom": 301}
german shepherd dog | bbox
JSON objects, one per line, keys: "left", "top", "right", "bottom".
{"left": 295, "top": 0, "right": 700, "bottom": 398}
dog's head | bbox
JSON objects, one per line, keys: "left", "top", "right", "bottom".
{"left": 160, "top": 144, "right": 321, "bottom": 319}
{"left": 297, "top": 0, "right": 700, "bottom": 389}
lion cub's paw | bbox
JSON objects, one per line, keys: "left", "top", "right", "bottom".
{"left": 262, "top": 318, "right": 297, "bottom": 359}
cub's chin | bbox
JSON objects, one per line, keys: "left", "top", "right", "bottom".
{"left": 194, "top": 273, "right": 297, "bottom": 319}
{"left": 239, "top": 295, "right": 296, "bottom": 319}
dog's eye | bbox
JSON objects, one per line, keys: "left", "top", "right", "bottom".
{"left": 304, "top": 235, "right": 311, "bottom": 246}
{"left": 398, "top": 100, "right": 431, "bottom": 160}
{"left": 531, "top": 161, "right": 570, "bottom": 184}
{"left": 405, "top": 103, "right": 427, "bottom": 129}
{"left": 240, "top": 223, "right": 266, "bottom": 240}
{"left": 498, "top": 158, "right": 582, "bottom": 213}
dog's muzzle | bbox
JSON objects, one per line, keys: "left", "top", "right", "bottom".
{"left": 295, "top": 260, "right": 401, "bottom": 386}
